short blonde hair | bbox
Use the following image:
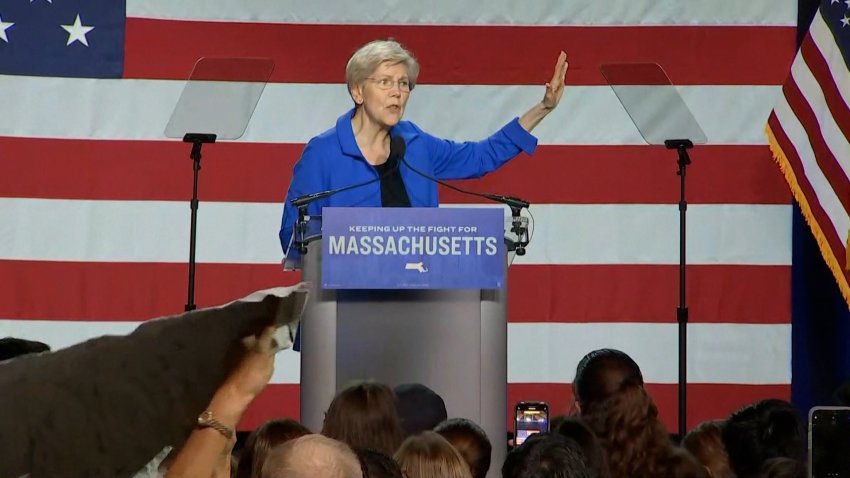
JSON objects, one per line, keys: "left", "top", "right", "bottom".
{"left": 262, "top": 434, "right": 362, "bottom": 478}
{"left": 394, "top": 431, "right": 472, "bottom": 478}
{"left": 346, "top": 39, "right": 420, "bottom": 95}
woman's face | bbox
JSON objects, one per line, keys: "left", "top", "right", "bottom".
{"left": 352, "top": 61, "right": 411, "bottom": 129}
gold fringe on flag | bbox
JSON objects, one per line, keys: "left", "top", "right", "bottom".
{"left": 765, "top": 124, "right": 850, "bottom": 308}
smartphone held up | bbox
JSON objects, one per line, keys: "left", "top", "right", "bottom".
{"left": 515, "top": 401, "right": 549, "bottom": 446}
{"left": 809, "top": 406, "right": 850, "bottom": 478}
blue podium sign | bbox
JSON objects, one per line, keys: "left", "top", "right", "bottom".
{"left": 321, "top": 207, "right": 505, "bottom": 289}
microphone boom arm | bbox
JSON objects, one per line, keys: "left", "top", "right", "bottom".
{"left": 289, "top": 137, "right": 407, "bottom": 255}
{"left": 399, "top": 156, "right": 532, "bottom": 255}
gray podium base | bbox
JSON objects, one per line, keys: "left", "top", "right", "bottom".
{"left": 298, "top": 247, "right": 508, "bottom": 478}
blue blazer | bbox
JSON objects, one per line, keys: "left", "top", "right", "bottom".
{"left": 278, "top": 108, "right": 538, "bottom": 258}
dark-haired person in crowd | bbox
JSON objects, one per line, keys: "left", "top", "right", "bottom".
{"left": 572, "top": 348, "right": 706, "bottom": 478}
{"left": 395, "top": 383, "right": 448, "bottom": 437}
{"left": 322, "top": 381, "right": 405, "bottom": 455}
{"left": 721, "top": 399, "right": 805, "bottom": 478}
{"left": 683, "top": 420, "right": 735, "bottom": 478}
{"left": 434, "top": 417, "right": 492, "bottom": 478}
{"left": 355, "top": 448, "right": 405, "bottom": 478}
{"left": 549, "top": 415, "right": 568, "bottom": 436}
{"left": 235, "top": 418, "right": 311, "bottom": 478}
{"left": 502, "top": 432, "right": 593, "bottom": 478}
{"left": 278, "top": 38, "right": 568, "bottom": 258}
{"left": 395, "top": 431, "right": 472, "bottom": 478}
{"left": 756, "top": 457, "right": 805, "bottom": 478}
{"left": 556, "top": 417, "right": 611, "bottom": 478}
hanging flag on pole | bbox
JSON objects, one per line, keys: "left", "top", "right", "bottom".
{"left": 767, "top": 0, "right": 850, "bottom": 304}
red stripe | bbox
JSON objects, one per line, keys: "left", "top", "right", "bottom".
{"left": 598, "top": 63, "right": 676, "bottom": 86}
{"left": 0, "top": 137, "right": 790, "bottom": 205}
{"left": 124, "top": 20, "right": 796, "bottom": 86}
{"left": 240, "top": 383, "right": 791, "bottom": 433}
{"left": 240, "top": 384, "right": 301, "bottom": 430}
{"left": 0, "top": 261, "right": 789, "bottom": 324}
{"left": 782, "top": 76, "right": 850, "bottom": 215}
{"left": 443, "top": 145, "right": 790, "bottom": 205}
{"left": 802, "top": 36, "right": 850, "bottom": 142}
{"left": 508, "top": 264, "right": 790, "bottom": 325}
{"left": 183, "top": 57, "right": 276, "bottom": 82}
{"left": 768, "top": 113, "right": 848, "bottom": 266}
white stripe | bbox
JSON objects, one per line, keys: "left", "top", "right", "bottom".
{"left": 460, "top": 203, "right": 791, "bottom": 265}
{"left": 811, "top": 11, "right": 850, "bottom": 115}
{"left": 0, "top": 319, "right": 303, "bottom": 384}
{"left": 125, "top": 0, "right": 796, "bottom": 26}
{"left": 0, "top": 319, "right": 790, "bottom": 385}
{"left": 0, "top": 76, "right": 782, "bottom": 146}
{"left": 793, "top": 53, "right": 850, "bottom": 179}
{"left": 0, "top": 199, "right": 791, "bottom": 265}
{"left": 508, "top": 322, "right": 791, "bottom": 385}
{"left": 773, "top": 94, "right": 849, "bottom": 245}
{"left": 809, "top": 11, "right": 850, "bottom": 176}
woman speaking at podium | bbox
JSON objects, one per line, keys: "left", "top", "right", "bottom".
{"left": 278, "top": 38, "right": 568, "bottom": 258}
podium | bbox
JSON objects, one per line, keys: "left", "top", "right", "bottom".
{"left": 288, "top": 207, "right": 520, "bottom": 478}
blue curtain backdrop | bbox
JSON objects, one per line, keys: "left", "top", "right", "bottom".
{"left": 791, "top": 0, "right": 850, "bottom": 415}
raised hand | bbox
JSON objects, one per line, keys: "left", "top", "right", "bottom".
{"left": 542, "top": 51, "right": 569, "bottom": 110}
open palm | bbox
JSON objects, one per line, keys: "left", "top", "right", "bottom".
{"left": 542, "top": 51, "right": 569, "bottom": 110}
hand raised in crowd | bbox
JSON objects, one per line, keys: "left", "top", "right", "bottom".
{"left": 208, "top": 325, "right": 277, "bottom": 425}
{"left": 166, "top": 326, "right": 277, "bottom": 478}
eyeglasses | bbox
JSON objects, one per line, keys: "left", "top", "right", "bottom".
{"left": 366, "top": 76, "right": 411, "bottom": 92}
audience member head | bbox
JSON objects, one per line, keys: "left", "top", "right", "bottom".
{"left": 722, "top": 399, "right": 805, "bottom": 478}
{"left": 573, "top": 348, "right": 644, "bottom": 410}
{"left": 502, "top": 432, "right": 593, "bottom": 478}
{"left": 394, "top": 431, "right": 472, "bottom": 478}
{"left": 355, "top": 448, "right": 404, "bottom": 478}
{"left": 757, "top": 457, "right": 805, "bottom": 478}
{"left": 683, "top": 420, "right": 734, "bottom": 478}
{"left": 550, "top": 415, "right": 568, "bottom": 434}
{"left": 261, "top": 434, "right": 362, "bottom": 478}
{"left": 0, "top": 337, "right": 50, "bottom": 361}
{"left": 556, "top": 417, "right": 610, "bottom": 478}
{"left": 322, "top": 381, "right": 405, "bottom": 455}
{"left": 664, "top": 448, "right": 713, "bottom": 478}
{"left": 235, "top": 418, "right": 311, "bottom": 478}
{"left": 394, "top": 383, "right": 448, "bottom": 437}
{"left": 573, "top": 348, "right": 703, "bottom": 478}
{"left": 434, "top": 417, "right": 492, "bottom": 478}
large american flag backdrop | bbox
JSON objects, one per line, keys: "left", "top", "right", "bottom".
{"left": 0, "top": 0, "right": 797, "bottom": 431}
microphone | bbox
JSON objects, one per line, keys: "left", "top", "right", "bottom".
{"left": 396, "top": 151, "right": 532, "bottom": 255}
{"left": 290, "top": 136, "right": 406, "bottom": 208}
{"left": 290, "top": 137, "right": 406, "bottom": 255}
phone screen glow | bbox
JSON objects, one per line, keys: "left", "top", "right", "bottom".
{"left": 515, "top": 408, "right": 549, "bottom": 445}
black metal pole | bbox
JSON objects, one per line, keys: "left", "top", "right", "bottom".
{"left": 677, "top": 147, "right": 689, "bottom": 441}
{"left": 186, "top": 141, "right": 202, "bottom": 312}
{"left": 666, "top": 139, "right": 692, "bottom": 441}
{"left": 183, "top": 133, "right": 216, "bottom": 312}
